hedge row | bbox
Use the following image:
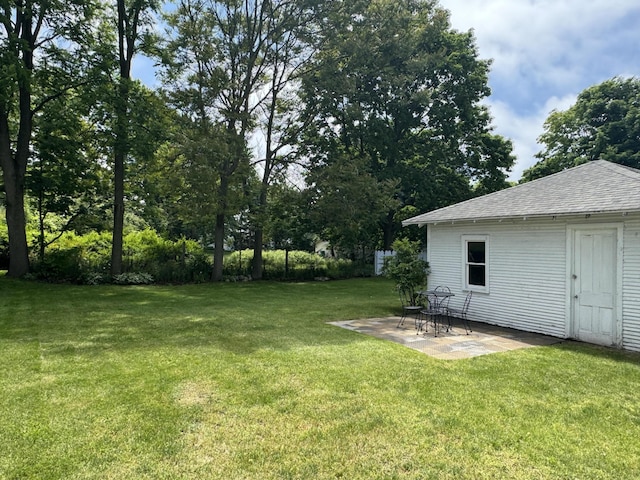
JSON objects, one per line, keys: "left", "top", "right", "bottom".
{"left": 223, "top": 249, "right": 372, "bottom": 281}
{"left": 29, "top": 230, "right": 211, "bottom": 284}
{"left": 4, "top": 229, "right": 372, "bottom": 284}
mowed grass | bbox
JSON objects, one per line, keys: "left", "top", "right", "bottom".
{"left": 1, "top": 276, "right": 640, "bottom": 479}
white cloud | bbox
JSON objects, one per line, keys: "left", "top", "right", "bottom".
{"left": 439, "top": 0, "right": 640, "bottom": 180}
{"left": 487, "top": 94, "right": 577, "bottom": 180}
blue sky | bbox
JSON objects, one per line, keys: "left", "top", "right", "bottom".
{"left": 440, "top": 0, "right": 640, "bottom": 180}
{"left": 134, "top": 0, "right": 640, "bottom": 182}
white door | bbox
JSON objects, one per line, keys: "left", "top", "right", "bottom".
{"left": 571, "top": 228, "right": 618, "bottom": 346}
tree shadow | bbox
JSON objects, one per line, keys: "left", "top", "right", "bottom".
{"left": 1, "top": 278, "right": 398, "bottom": 358}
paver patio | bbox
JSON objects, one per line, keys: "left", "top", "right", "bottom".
{"left": 329, "top": 316, "right": 563, "bottom": 360}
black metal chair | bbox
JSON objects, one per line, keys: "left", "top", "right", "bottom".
{"left": 434, "top": 285, "right": 452, "bottom": 331}
{"left": 397, "top": 287, "right": 424, "bottom": 328}
{"left": 417, "top": 286, "right": 453, "bottom": 336}
{"left": 446, "top": 291, "right": 473, "bottom": 334}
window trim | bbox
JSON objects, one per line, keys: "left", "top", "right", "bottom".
{"left": 462, "top": 235, "right": 489, "bottom": 293}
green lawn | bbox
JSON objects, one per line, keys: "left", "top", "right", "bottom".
{"left": 1, "top": 275, "right": 640, "bottom": 479}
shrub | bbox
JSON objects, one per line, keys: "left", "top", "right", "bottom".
{"left": 122, "top": 230, "right": 211, "bottom": 283}
{"left": 31, "top": 230, "right": 212, "bottom": 284}
{"left": 113, "top": 272, "right": 155, "bottom": 285}
{"left": 223, "top": 249, "right": 369, "bottom": 280}
{"left": 382, "top": 238, "right": 430, "bottom": 300}
{"left": 27, "top": 230, "right": 372, "bottom": 284}
{"left": 0, "top": 219, "right": 9, "bottom": 270}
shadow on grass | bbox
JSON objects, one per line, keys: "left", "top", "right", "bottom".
{"left": 0, "top": 277, "right": 399, "bottom": 357}
{"left": 546, "top": 339, "right": 640, "bottom": 367}
{"left": 5, "top": 277, "right": 637, "bottom": 364}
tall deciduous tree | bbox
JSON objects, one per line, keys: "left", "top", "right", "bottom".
{"left": 249, "top": 0, "right": 316, "bottom": 279}
{"left": 110, "top": 0, "right": 159, "bottom": 275}
{"left": 299, "top": 0, "right": 513, "bottom": 249}
{"left": 0, "top": 0, "right": 98, "bottom": 277}
{"left": 164, "top": 0, "right": 309, "bottom": 280}
{"left": 523, "top": 77, "right": 640, "bottom": 182}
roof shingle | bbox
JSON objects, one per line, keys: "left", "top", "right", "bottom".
{"left": 403, "top": 160, "right": 640, "bottom": 226}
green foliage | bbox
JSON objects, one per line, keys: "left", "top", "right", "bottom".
{"left": 0, "top": 215, "right": 8, "bottom": 270}
{"left": 121, "top": 230, "right": 212, "bottom": 283}
{"left": 112, "top": 272, "right": 155, "bottom": 285}
{"left": 523, "top": 76, "right": 640, "bottom": 181}
{"left": 30, "top": 229, "right": 212, "bottom": 284}
{"left": 306, "top": 152, "right": 399, "bottom": 252}
{"left": 263, "top": 183, "right": 314, "bottom": 251}
{"left": 224, "top": 249, "right": 371, "bottom": 281}
{"left": 382, "top": 238, "right": 430, "bottom": 298}
{"left": 300, "top": 0, "right": 514, "bottom": 249}
{"left": 28, "top": 88, "right": 111, "bottom": 252}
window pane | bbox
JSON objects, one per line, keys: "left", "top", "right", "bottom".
{"left": 468, "top": 265, "right": 486, "bottom": 286}
{"left": 468, "top": 242, "right": 485, "bottom": 263}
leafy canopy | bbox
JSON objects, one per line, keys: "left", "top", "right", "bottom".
{"left": 523, "top": 76, "right": 640, "bottom": 182}
{"left": 300, "top": 0, "right": 514, "bottom": 249}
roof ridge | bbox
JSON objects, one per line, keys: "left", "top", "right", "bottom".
{"left": 596, "top": 159, "right": 640, "bottom": 179}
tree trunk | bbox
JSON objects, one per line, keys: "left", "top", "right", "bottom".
{"left": 381, "top": 211, "right": 396, "bottom": 251}
{"left": 110, "top": 148, "right": 125, "bottom": 276}
{"left": 111, "top": 0, "right": 134, "bottom": 276}
{"left": 110, "top": 78, "right": 128, "bottom": 276}
{"left": 111, "top": 78, "right": 129, "bottom": 275}
{"left": 251, "top": 227, "right": 264, "bottom": 280}
{"left": 251, "top": 185, "right": 268, "bottom": 280}
{"left": 211, "top": 170, "right": 232, "bottom": 281}
{"left": 1, "top": 156, "right": 30, "bottom": 277}
{"left": 0, "top": 75, "right": 31, "bottom": 277}
{"left": 38, "top": 188, "right": 45, "bottom": 261}
{"left": 212, "top": 213, "right": 225, "bottom": 281}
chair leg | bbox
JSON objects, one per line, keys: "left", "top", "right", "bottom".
{"left": 416, "top": 312, "right": 429, "bottom": 335}
{"left": 462, "top": 315, "right": 472, "bottom": 334}
{"left": 452, "top": 314, "right": 471, "bottom": 334}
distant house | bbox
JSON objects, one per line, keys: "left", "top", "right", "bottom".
{"left": 403, "top": 160, "right": 640, "bottom": 352}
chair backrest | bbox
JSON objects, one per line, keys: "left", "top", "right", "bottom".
{"left": 426, "top": 293, "right": 442, "bottom": 311}
{"left": 438, "top": 292, "right": 451, "bottom": 310}
{"left": 433, "top": 285, "right": 451, "bottom": 310}
{"left": 461, "top": 291, "right": 473, "bottom": 313}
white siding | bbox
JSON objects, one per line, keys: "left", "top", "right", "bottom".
{"left": 428, "top": 219, "right": 568, "bottom": 338}
{"left": 622, "top": 217, "right": 640, "bottom": 352}
{"left": 428, "top": 214, "right": 640, "bottom": 351}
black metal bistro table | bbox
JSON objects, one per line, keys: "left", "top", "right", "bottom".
{"left": 417, "top": 289, "right": 455, "bottom": 335}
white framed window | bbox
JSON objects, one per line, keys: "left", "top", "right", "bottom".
{"left": 462, "top": 235, "right": 489, "bottom": 293}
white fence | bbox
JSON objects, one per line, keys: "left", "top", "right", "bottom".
{"left": 374, "top": 249, "right": 427, "bottom": 275}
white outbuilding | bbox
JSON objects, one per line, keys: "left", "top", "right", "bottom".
{"left": 403, "top": 160, "right": 640, "bottom": 351}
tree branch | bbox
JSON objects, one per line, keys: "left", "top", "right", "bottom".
{"left": 30, "top": 79, "right": 92, "bottom": 116}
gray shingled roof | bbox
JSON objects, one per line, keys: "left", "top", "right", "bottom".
{"left": 403, "top": 160, "right": 640, "bottom": 226}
